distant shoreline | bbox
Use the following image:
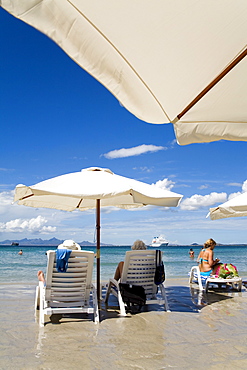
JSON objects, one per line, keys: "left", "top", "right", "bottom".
{"left": 1, "top": 243, "right": 247, "bottom": 247}
{"left": 0, "top": 237, "right": 112, "bottom": 247}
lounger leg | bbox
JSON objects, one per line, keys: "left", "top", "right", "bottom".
{"left": 160, "top": 283, "right": 170, "bottom": 312}
{"left": 39, "top": 283, "right": 45, "bottom": 327}
{"left": 92, "top": 284, "right": 99, "bottom": 323}
{"left": 189, "top": 267, "right": 194, "bottom": 284}
{"left": 35, "top": 285, "right": 40, "bottom": 311}
{"left": 189, "top": 266, "right": 204, "bottom": 291}
{"left": 233, "top": 281, "right": 242, "bottom": 292}
{"left": 39, "top": 306, "right": 44, "bottom": 327}
{"left": 104, "top": 283, "right": 112, "bottom": 305}
{"left": 195, "top": 266, "right": 204, "bottom": 291}
{"left": 118, "top": 290, "right": 127, "bottom": 316}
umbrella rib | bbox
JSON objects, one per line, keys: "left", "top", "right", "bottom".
{"left": 76, "top": 199, "right": 83, "bottom": 208}
{"left": 176, "top": 47, "right": 247, "bottom": 121}
{"left": 20, "top": 194, "right": 34, "bottom": 200}
{"left": 67, "top": 0, "right": 170, "bottom": 121}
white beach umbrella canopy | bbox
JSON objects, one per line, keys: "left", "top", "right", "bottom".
{"left": 1, "top": 0, "right": 247, "bottom": 145}
{"left": 14, "top": 167, "right": 183, "bottom": 298}
{"left": 209, "top": 192, "right": 247, "bottom": 220}
{"left": 14, "top": 167, "right": 182, "bottom": 210}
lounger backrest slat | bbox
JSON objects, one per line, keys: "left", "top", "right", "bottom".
{"left": 50, "top": 301, "right": 89, "bottom": 308}
{"left": 52, "top": 272, "right": 88, "bottom": 278}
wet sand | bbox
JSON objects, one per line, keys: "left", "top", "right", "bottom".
{"left": 0, "top": 278, "right": 247, "bottom": 369}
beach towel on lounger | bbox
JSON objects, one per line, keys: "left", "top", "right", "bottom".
{"left": 56, "top": 249, "right": 72, "bottom": 272}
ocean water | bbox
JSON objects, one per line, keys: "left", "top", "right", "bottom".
{"left": 0, "top": 245, "right": 247, "bottom": 284}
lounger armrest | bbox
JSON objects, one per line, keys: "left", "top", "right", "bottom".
{"left": 39, "top": 280, "right": 45, "bottom": 288}
{"left": 189, "top": 266, "right": 204, "bottom": 291}
{"left": 108, "top": 278, "right": 119, "bottom": 288}
{"left": 105, "top": 278, "right": 120, "bottom": 304}
{"left": 39, "top": 281, "right": 45, "bottom": 296}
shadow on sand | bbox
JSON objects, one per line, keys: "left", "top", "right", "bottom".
{"left": 99, "top": 283, "right": 239, "bottom": 320}
{"left": 36, "top": 283, "right": 243, "bottom": 325}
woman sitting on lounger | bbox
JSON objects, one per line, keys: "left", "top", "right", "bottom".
{"left": 198, "top": 238, "right": 221, "bottom": 277}
{"left": 114, "top": 240, "right": 147, "bottom": 281}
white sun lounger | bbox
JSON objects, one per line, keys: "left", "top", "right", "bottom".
{"left": 105, "top": 250, "right": 170, "bottom": 315}
{"left": 189, "top": 265, "right": 242, "bottom": 292}
{"left": 35, "top": 250, "right": 99, "bottom": 326}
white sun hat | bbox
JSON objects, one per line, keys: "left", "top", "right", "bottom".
{"left": 57, "top": 239, "right": 81, "bottom": 250}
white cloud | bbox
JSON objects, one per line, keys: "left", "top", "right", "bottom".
{"left": 0, "top": 168, "right": 14, "bottom": 172}
{"left": 132, "top": 166, "right": 153, "bottom": 173}
{"left": 152, "top": 178, "right": 175, "bottom": 191}
{"left": 0, "top": 215, "right": 56, "bottom": 234}
{"left": 242, "top": 180, "right": 247, "bottom": 192}
{"left": 179, "top": 180, "right": 247, "bottom": 211}
{"left": 103, "top": 144, "right": 166, "bottom": 159}
{"left": 227, "top": 182, "right": 242, "bottom": 187}
{"left": 0, "top": 190, "right": 14, "bottom": 205}
{"left": 170, "top": 139, "right": 177, "bottom": 147}
{"left": 180, "top": 192, "right": 227, "bottom": 211}
{"left": 227, "top": 180, "right": 247, "bottom": 200}
{"left": 228, "top": 191, "right": 242, "bottom": 201}
{"left": 198, "top": 184, "right": 209, "bottom": 190}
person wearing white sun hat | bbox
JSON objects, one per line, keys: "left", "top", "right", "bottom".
{"left": 37, "top": 239, "right": 81, "bottom": 282}
{"left": 57, "top": 239, "right": 81, "bottom": 250}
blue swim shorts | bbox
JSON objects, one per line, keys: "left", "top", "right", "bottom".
{"left": 200, "top": 269, "right": 212, "bottom": 276}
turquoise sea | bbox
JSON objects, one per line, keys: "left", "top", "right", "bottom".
{"left": 1, "top": 244, "right": 247, "bottom": 284}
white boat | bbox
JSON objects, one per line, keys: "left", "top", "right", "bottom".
{"left": 150, "top": 236, "right": 168, "bottom": 247}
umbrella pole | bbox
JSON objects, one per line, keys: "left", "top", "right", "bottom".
{"left": 96, "top": 199, "right": 101, "bottom": 301}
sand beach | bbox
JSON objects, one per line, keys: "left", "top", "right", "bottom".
{"left": 1, "top": 278, "right": 247, "bottom": 370}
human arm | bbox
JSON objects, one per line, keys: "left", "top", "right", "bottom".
{"left": 196, "top": 251, "right": 202, "bottom": 263}
{"left": 207, "top": 250, "right": 220, "bottom": 267}
{"left": 114, "top": 261, "right": 124, "bottom": 281}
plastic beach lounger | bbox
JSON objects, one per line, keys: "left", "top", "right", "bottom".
{"left": 189, "top": 265, "right": 242, "bottom": 292}
{"left": 35, "top": 250, "right": 99, "bottom": 326}
{"left": 105, "top": 249, "right": 170, "bottom": 315}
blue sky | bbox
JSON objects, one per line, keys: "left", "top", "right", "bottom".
{"left": 1, "top": 8, "right": 247, "bottom": 245}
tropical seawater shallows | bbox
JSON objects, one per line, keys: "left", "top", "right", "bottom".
{"left": 1, "top": 244, "right": 247, "bottom": 284}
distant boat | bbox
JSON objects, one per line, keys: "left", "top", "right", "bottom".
{"left": 150, "top": 236, "right": 168, "bottom": 247}
{"left": 11, "top": 242, "right": 19, "bottom": 246}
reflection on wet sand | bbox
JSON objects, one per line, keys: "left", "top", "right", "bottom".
{"left": 189, "top": 286, "right": 236, "bottom": 308}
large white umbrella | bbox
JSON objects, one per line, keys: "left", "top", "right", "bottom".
{"left": 1, "top": 1, "right": 247, "bottom": 145}
{"left": 14, "top": 167, "right": 183, "bottom": 298}
{"left": 209, "top": 192, "right": 247, "bottom": 220}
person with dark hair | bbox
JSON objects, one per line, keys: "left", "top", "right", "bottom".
{"left": 189, "top": 248, "right": 194, "bottom": 258}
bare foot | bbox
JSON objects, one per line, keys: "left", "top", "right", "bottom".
{"left": 37, "top": 270, "right": 45, "bottom": 283}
